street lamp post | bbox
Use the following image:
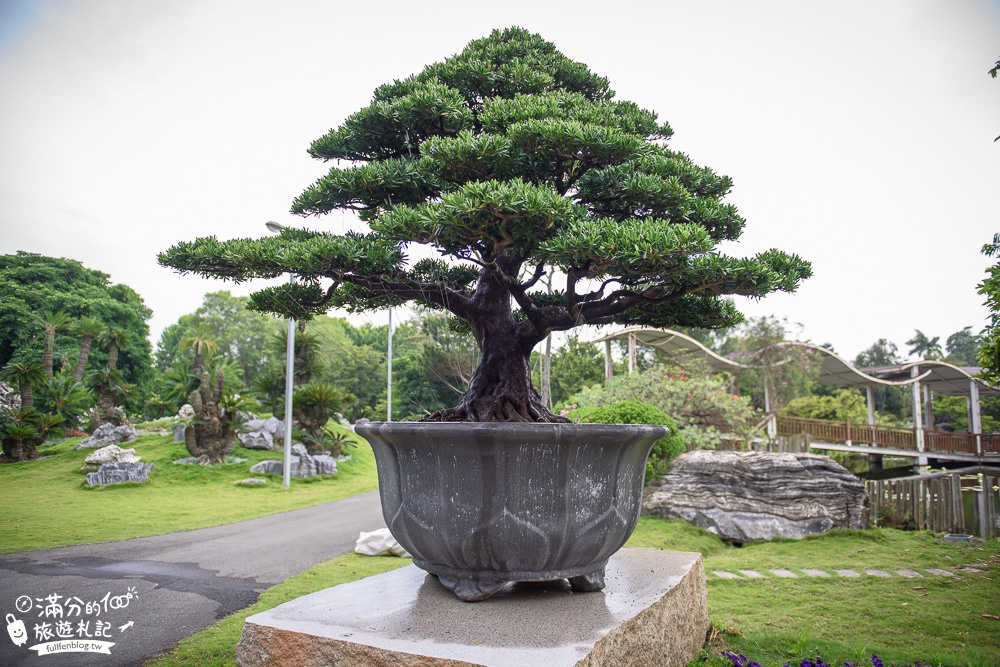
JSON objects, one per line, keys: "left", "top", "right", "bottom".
{"left": 266, "top": 221, "right": 294, "bottom": 489}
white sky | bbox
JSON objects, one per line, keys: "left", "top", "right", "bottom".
{"left": 0, "top": 0, "right": 998, "bottom": 361}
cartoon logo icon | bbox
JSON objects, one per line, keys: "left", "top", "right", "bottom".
{"left": 14, "top": 596, "right": 32, "bottom": 614}
{"left": 6, "top": 613, "right": 28, "bottom": 647}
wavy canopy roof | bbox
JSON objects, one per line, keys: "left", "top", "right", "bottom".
{"left": 592, "top": 328, "right": 1000, "bottom": 396}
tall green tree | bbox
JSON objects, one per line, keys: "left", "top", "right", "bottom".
{"left": 978, "top": 233, "right": 1000, "bottom": 384}
{"left": 854, "top": 338, "right": 906, "bottom": 420}
{"left": 905, "top": 330, "right": 943, "bottom": 360}
{"left": 0, "top": 253, "right": 153, "bottom": 405}
{"left": 159, "top": 28, "right": 810, "bottom": 422}
{"left": 31, "top": 310, "right": 72, "bottom": 378}
{"left": 99, "top": 328, "right": 132, "bottom": 371}
{"left": 71, "top": 316, "right": 104, "bottom": 381}
{"left": 156, "top": 291, "right": 280, "bottom": 386}
{"left": 945, "top": 326, "right": 980, "bottom": 366}
{"left": 0, "top": 360, "right": 45, "bottom": 409}
{"left": 721, "top": 316, "right": 822, "bottom": 412}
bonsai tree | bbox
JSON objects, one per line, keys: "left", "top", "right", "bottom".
{"left": 160, "top": 28, "right": 810, "bottom": 423}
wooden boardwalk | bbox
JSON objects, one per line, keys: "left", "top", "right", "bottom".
{"left": 774, "top": 415, "right": 1000, "bottom": 463}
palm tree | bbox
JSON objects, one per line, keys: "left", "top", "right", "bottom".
{"left": 71, "top": 316, "right": 105, "bottom": 381}
{"left": 0, "top": 360, "right": 46, "bottom": 409}
{"left": 31, "top": 310, "right": 72, "bottom": 377}
{"left": 269, "top": 329, "right": 323, "bottom": 386}
{"left": 99, "top": 328, "right": 132, "bottom": 371}
{"left": 178, "top": 332, "right": 218, "bottom": 381}
{"left": 906, "top": 330, "right": 944, "bottom": 360}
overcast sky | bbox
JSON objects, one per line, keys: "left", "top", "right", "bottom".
{"left": 0, "top": 0, "right": 998, "bottom": 362}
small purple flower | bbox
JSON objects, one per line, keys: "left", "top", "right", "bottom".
{"left": 845, "top": 663, "right": 855, "bottom": 667}
{"left": 800, "top": 660, "right": 815, "bottom": 667}
{"left": 871, "top": 655, "right": 883, "bottom": 667}
{"left": 722, "top": 651, "right": 744, "bottom": 667}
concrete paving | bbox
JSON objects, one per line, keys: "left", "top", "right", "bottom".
{"left": 0, "top": 490, "right": 385, "bottom": 667}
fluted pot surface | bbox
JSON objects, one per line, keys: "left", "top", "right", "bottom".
{"left": 355, "top": 421, "right": 665, "bottom": 599}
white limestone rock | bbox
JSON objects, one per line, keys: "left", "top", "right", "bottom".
{"left": 249, "top": 443, "right": 337, "bottom": 478}
{"left": 238, "top": 417, "right": 285, "bottom": 450}
{"left": 84, "top": 444, "right": 140, "bottom": 466}
{"left": 177, "top": 404, "right": 195, "bottom": 419}
{"left": 643, "top": 450, "right": 869, "bottom": 544}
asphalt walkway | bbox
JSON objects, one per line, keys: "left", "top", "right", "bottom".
{"left": 0, "top": 490, "right": 385, "bottom": 666}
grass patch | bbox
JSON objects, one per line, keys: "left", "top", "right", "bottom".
{"left": 0, "top": 423, "right": 378, "bottom": 553}
{"left": 145, "top": 553, "right": 409, "bottom": 667}
{"left": 627, "top": 517, "right": 1000, "bottom": 666}
{"left": 144, "top": 519, "right": 999, "bottom": 667}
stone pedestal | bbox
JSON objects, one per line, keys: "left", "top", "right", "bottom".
{"left": 237, "top": 548, "right": 707, "bottom": 667}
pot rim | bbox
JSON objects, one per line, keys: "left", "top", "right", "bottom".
{"left": 355, "top": 421, "right": 667, "bottom": 434}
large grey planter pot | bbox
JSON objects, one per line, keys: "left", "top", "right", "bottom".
{"left": 355, "top": 421, "right": 666, "bottom": 601}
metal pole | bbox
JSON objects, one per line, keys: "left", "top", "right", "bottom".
{"left": 282, "top": 273, "right": 295, "bottom": 488}
{"left": 386, "top": 307, "right": 393, "bottom": 422}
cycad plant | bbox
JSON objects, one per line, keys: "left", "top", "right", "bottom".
{"left": 0, "top": 360, "right": 46, "bottom": 410}
{"left": 293, "top": 381, "right": 349, "bottom": 454}
{"left": 71, "top": 316, "right": 105, "bottom": 381}
{"left": 35, "top": 372, "right": 93, "bottom": 427}
{"left": 0, "top": 408, "right": 64, "bottom": 462}
{"left": 160, "top": 27, "right": 810, "bottom": 423}
{"left": 31, "top": 310, "right": 72, "bottom": 378}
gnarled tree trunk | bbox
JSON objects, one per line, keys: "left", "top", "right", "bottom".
{"left": 424, "top": 265, "right": 567, "bottom": 423}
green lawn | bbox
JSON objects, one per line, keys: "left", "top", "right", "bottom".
{"left": 628, "top": 518, "right": 1000, "bottom": 667}
{"left": 144, "top": 517, "right": 1000, "bottom": 667}
{"left": 4, "top": 435, "right": 997, "bottom": 667}
{"left": 0, "top": 423, "right": 379, "bottom": 553}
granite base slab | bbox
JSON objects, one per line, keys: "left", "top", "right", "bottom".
{"left": 237, "top": 547, "right": 707, "bottom": 667}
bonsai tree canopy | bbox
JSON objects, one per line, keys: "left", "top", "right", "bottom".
{"left": 159, "top": 27, "right": 810, "bottom": 423}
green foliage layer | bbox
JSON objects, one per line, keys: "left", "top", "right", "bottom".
{"left": 158, "top": 28, "right": 810, "bottom": 421}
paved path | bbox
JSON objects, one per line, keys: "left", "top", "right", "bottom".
{"left": 0, "top": 491, "right": 385, "bottom": 666}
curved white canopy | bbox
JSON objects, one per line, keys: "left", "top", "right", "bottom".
{"left": 592, "top": 328, "right": 1000, "bottom": 396}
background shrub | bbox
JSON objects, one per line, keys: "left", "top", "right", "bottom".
{"left": 583, "top": 400, "right": 684, "bottom": 482}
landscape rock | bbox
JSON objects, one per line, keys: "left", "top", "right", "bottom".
{"left": 74, "top": 423, "right": 138, "bottom": 450}
{"left": 249, "top": 444, "right": 337, "bottom": 478}
{"left": 0, "top": 382, "right": 20, "bottom": 411}
{"left": 238, "top": 417, "right": 285, "bottom": 450}
{"left": 84, "top": 444, "right": 140, "bottom": 466}
{"left": 172, "top": 423, "right": 186, "bottom": 443}
{"left": 177, "top": 404, "right": 195, "bottom": 419}
{"left": 85, "top": 462, "right": 155, "bottom": 486}
{"left": 643, "top": 450, "right": 869, "bottom": 543}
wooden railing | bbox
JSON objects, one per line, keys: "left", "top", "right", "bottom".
{"left": 924, "top": 431, "right": 978, "bottom": 455}
{"left": 775, "top": 416, "right": 917, "bottom": 449}
{"left": 776, "top": 415, "right": 1000, "bottom": 457}
{"left": 982, "top": 434, "right": 1000, "bottom": 454}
